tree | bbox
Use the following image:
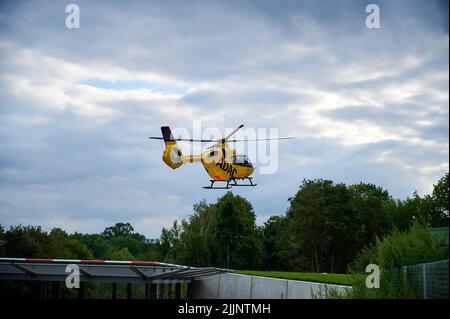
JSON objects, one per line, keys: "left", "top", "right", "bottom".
{"left": 385, "top": 173, "right": 449, "bottom": 230}
{"left": 102, "top": 223, "right": 135, "bottom": 239}
{"left": 216, "top": 199, "right": 242, "bottom": 268}
{"left": 385, "top": 199, "right": 417, "bottom": 231}
{"left": 110, "top": 247, "right": 134, "bottom": 261}
{"left": 98, "top": 222, "right": 153, "bottom": 260}
{"left": 429, "top": 173, "right": 449, "bottom": 226}
{"left": 71, "top": 233, "right": 114, "bottom": 259}
{"left": 49, "top": 228, "right": 92, "bottom": 259}
{"left": 179, "top": 201, "right": 218, "bottom": 266}
{"left": 0, "top": 225, "right": 91, "bottom": 259}
{"left": 215, "top": 192, "right": 262, "bottom": 269}
{"left": 349, "top": 183, "right": 391, "bottom": 245}
{"left": 261, "top": 215, "right": 285, "bottom": 270}
{"left": 282, "top": 179, "right": 363, "bottom": 273}
{"left": 0, "top": 225, "right": 5, "bottom": 256}
{"left": 158, "top": 220, "right": 183, "bottom": 263}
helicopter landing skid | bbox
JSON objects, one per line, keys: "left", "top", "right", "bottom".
{"left": 203, "top": 177, "right": 257, "bottom": 189}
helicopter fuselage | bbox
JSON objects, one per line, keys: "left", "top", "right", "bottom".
{"left": 185, "top": 143, "right": 254, "bottom": 181}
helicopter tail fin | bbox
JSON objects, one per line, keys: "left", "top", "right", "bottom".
{"left": 161, "top": 126, "right": 184, "bottom": 169}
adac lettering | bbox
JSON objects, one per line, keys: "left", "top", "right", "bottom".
{"left": 216, "top": 161, "right": 237, "bottom": 177}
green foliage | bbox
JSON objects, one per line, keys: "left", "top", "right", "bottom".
{"left": 216, "top": 192, "right": 263, "bottom": 269}
{"left": 271, "top": 173, "right": 448, "bottom": 274}
{"left": 179, "top": 201, "right": 218, "bottom": 266}
{"left": 385, "top": 173, "right": 449, "bottom": 230}
{"left": 0, "top": 223, "right": 159, "bottom": 298}
{"left": 72, "top": 223, "right": 159, "bottom": 261}
{"left": 0, "top": 225, "right": 92, "bottom": 259}
{"left": 348, "top": 183, "right": 391, "bottom": 244}
{"left": 311, "top": 285, "right": 350, "bottom": 299}
{"left": 0, "top": 172, "right": 447, "bottom": 299}
{"left": 110, "top": 247, "right": 134, "bottom": 261}
{"left": 216, "top": 193, "right": 261, "bottom": 269}
{"left": 385, "top": 199, "right": 419, "bottom": 231}
{"left": 0, "top": 225, "right": 5, "bottom": 256}
{"left": 2, "top": 225, "right": 52, "bottom": 258}
{"left": 428, "top": 173, "right": 449, "bottom": 226}
{"left": 102, "top": 223, "right": 135, "bottom": 239}
{"left": 49, "top": 228, "right": 92, "bottom": 259}
{"left": 217, "top": 198, "right": 242, "bottom": 268}
{"left": 158, "top": 220, "right": 183, "bottom": 263}
{"left": 157, "top": 192, "right": 262, "bottom": 269}
{"left": 278, "top": 179, "right": 392, "bottom": 273}
{"left": 71, "top": 233, "right": 115, "bottom": 259}
{"left": 348, "top": 221, "right": 449, "bottom": 298}
{"left": 352, "top": 222, "right": 448, "bottom": 271}
{"left": 261, "top": 216, "right": 285, "bottom": 270}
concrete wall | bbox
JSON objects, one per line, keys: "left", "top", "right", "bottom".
{"left": 189, "top": 273, "right": 350, "bottom": 299}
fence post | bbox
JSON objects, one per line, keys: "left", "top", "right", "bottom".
{"left": 422, "top": 263, "right": 427, "bottom": 299}
{"left": 401, "top": 266, "right": 405, "bottom": 279}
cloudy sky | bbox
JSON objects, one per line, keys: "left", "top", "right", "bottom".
{"left": 0, "top": 0, "right": 448, "bottom": 238}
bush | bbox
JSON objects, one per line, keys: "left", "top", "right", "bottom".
{"left": 347, "top": 221, "right": 448, "bottom": 298}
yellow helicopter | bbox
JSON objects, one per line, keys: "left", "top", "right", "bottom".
{"left": 149, "top": 125, "right": 293, "bottom": 189}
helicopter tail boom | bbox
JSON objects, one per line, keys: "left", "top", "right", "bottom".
{"left": 182, "top": 154, "right": 202, "bottom": 163}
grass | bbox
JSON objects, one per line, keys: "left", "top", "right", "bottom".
{"left": 234, "top": 270, "right": 356, "bottom": 286}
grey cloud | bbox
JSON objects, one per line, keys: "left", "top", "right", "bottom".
{"left": 324, "top": 102, "right": 448, "bottom": 142}
{"left": 0, "top": 0, "right": 448, "bottom": 237}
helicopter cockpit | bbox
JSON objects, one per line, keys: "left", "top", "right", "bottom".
{"left": 232, "top": 155, "right": 253, "bottom": 167}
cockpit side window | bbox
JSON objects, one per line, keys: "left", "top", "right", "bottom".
{"left": 232, "top": 155, "right": 252, "bottom": 167}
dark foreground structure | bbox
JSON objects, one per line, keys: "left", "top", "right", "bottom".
{"left": 0, "top": 257, "right": 229, "bottom": 299}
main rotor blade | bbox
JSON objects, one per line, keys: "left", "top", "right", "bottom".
{"left": 148, "top": 137, "right": 216, "bottom": 142}
{"left": 227, "top": 137, "right": 294, "bottom": 142}
{"left": 224, "top": 124, "right": 244, "bottom": 141}
{"left": 174, "top": 138, "right": 217, "bottom": 142}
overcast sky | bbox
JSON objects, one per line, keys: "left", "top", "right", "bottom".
{"left": 0, "top": 0, "right": 448, "bottom": 238}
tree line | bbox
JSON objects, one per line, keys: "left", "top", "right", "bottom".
{"left": 0, "top": 173, "right": 448, "bottom": 275}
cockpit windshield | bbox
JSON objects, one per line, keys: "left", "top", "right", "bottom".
{"left": 232, "top": 155, "right": 252, "bottom": 167}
